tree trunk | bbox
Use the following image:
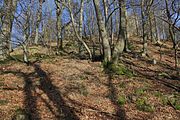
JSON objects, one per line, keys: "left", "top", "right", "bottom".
{"left": 55, "top": 0, "right": 63, "bottom": 51}
{"left": 112, "top": 0, "right": 126, "bottom": 64}
{"left": 141, "top": 8, "right": 148, "bottom": 56}
{"left": 149, "top": 14, "right": 154, "bottom": 42}
{"left": 78, "top": 0, "right": 84, "bottom": 55}
{"left": 34, "top": 0, "right": 43, "bottom": 45}
{"left": 93, "top": 0, "right": 111, "bottom": 62}
{"left": 68, "top": 4, "right": 92, "bottom": 59}
{"left": 0, "top": 0, "right": 18, "bottom": 58}
{"left": 152, "top": 11, "right": 160, "bottom": 43}
{"left": 102, "top": 0, "right": 108, "bottom": 22}
{"left": 133, "top": 9, "right": 139, "bottom": 36}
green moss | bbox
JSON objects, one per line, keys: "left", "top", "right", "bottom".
{"left": 154, "top": 91, "right": 163, "bottom": 98}
{"left": 128, "top": 43, "right": 134, "bottom": 50}
{"left": 119, "top": 82, "right": 126, "bottom": 88}
{"left": 12, "top": 108, "right": 30, "bottom": 120}
{"left": 118, "top": 95, "right": 126, "bottom": 106}
{"left": 161, "top": 96, "right": 169, "bottom": 105}
{"left": 135, "top": 88, "right": 146, "bottom": 96}
{"left": 175, "top": 104, "right": 180, "bottom": 110}
{"left": 136, "top": 97, "right": 154, "bottom": 112}
{"left": 160, "top": 94, "right": 180, "bottom": 110}
{"left": 79, "top": 75, "right": 87, "bottom": 80}
{"left": 0, "top": 99, "right": 9, "bottom": 105}
{"left": 158, "top": 72, "right": 171, "bottom": 79}
{"left": 102, "top": 61, "right": 134, "bottom": 77}
{"left": 0, "top": 58, "right": 13, "bottom": 65}
{"left": 168, "top": 95, "right": 180, "bottom": 110}
{"left": 11, "top": 54, "right": 23, "bottom": 60}
{"left": 0, "top": 82, "right": 5, "bottom": 87}
{"left": 78, "top": 84, "right": 88, "bottom": 96}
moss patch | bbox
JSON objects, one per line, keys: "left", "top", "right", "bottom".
{"left": 117, "top": 95, "right": 126, "bottom": 106}
{"left": 135, "top": 97, "right": 155, "bottom": 112}
{"left": 0, "top": 99, "right": 9, "bottom": 105}
{"left": 103, "top": 61, "right": 134, "bottom": 77}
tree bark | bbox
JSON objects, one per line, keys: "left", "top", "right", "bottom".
{"left": 141, "top": 0, "right": 154, "bottom": 56}
{"left": 0, "top": 0, "right": 18, "bottom": 58}
{"left": 34, "top": 0, "right": 44, "bottom": 45}
{"left": 93, "top": 0, "right": 111, "bottom": 62}
{"left": 67, "top": 1, "right": 92, "bottom": 59}
{"left": 78, "top": 0, "right": 84, "bottom": 55}
{"left": 112, "top": 0, "right": 126, "bottom": 64}
{"left": 55, "top": 0, "right": 63, "bottom": 51}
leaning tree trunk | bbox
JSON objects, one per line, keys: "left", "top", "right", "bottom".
{"left": 67, "top": 3, "right": 92, "bottom": 59}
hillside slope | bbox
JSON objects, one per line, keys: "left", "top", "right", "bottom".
{"left": 0, "top": 37, "right": 179, "bottom": 120}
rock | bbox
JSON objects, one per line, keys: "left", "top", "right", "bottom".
{"left": 152, "top": 59, "right": 157, "bottom": 65}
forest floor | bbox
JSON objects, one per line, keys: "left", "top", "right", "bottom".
{"left": 0, "top": 37, "right": 180, "bottom": 120}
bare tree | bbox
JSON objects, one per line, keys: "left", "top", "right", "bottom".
{"left": 164, "top": 0, "right": 179, "bottom": 70}
{"left": 0, "top": 0, "right": 18, "bottom": 58}
{"left": 93, "top": 0, "right": 111, "bottom": 62}
{"left": 140, "top": 0, "right": 154, "bottom": 57}
{"left": 55, "top": 0, "right": 63, "bottom": 51}
{"left": 34, "top": 0, "right": 45, "bottom": 45}
{"left": 60, "top": 0, "right": 92, "bottom": 59}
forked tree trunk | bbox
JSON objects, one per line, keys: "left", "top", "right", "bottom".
{"left": 112, "top": 0, "right": 126, "bottom": 64}
{"left": 93, "top": 0, "right": 111, "bottom": 62}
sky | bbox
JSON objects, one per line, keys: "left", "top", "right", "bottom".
{"left": 1, "top": 0, "right": 179, "bottom": 47}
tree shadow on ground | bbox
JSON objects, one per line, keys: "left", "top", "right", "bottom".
{"left": 104, "top": 69, "right": 126, "bottom": 120}
{"left": 56, "top": 64, "right": 126, "bottom": 119}
{"left": 1, "top": 70, "right": 40, "bottom": 119}
{"left": 121, "top": 53, "right": 180, "bottom": 92}
{"left": 33, "top": 64, "right": 79, "bottom": 120}
{"left": 2, "top": 64, "right": 79, "bottom": 120}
